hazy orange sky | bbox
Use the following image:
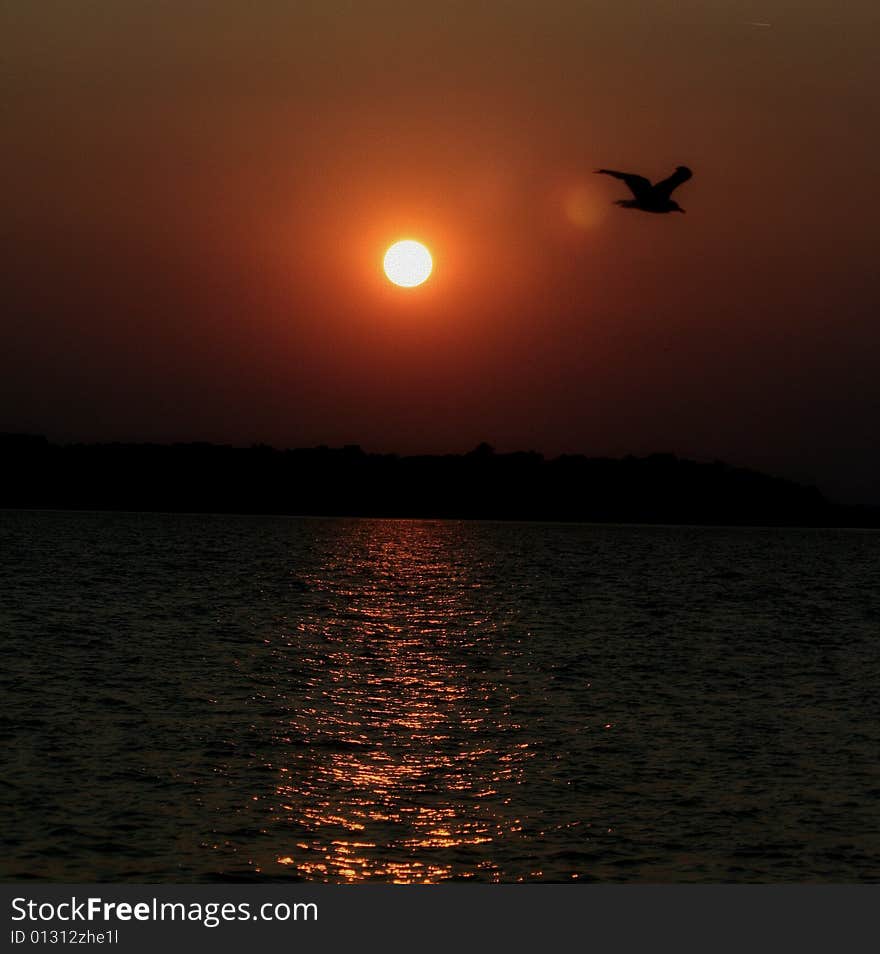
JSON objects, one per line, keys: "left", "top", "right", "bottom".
{"left": 3, "top": 2, "right": 879, "bottom": 500}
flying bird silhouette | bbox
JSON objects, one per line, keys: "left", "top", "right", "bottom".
{"left": 595, "top": 165, "right": 693, "bottom": 214}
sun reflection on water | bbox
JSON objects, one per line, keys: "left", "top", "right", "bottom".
{"left": 260, "top": 521, "right": 533, "bottom": 882}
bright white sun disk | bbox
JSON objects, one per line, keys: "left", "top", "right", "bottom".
{"left": 383, "top": 240, "right": 433, "bottom": 287}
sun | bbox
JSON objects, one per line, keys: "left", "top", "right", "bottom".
{"left": 383, "top": 240, "right": 433, "bottom": 288}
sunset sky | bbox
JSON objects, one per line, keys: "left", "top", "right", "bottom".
{"left": 3, "top": 2, "right": 879, "bottom": 501}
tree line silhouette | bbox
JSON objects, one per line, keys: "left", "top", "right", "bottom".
{"left": 2, "top": 434, "right": 876, "bottom": 526}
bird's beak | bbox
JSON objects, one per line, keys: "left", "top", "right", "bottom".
{"left": 677, "top": 208, "right": 686, "bottom": 214}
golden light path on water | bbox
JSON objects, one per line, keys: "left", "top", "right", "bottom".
{"left": 263, "top": 523, "right": 535, "bottom": 882}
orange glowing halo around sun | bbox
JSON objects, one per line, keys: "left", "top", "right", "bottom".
{"left": 383, "top": 240, "right": 433, "bottom": 287}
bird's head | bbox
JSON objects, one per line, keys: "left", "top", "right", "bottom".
{"left": 670, "top": 201, "right": 685, "bottom": 214}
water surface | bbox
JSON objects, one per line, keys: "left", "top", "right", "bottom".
{"left": 1, "top": 512, "right": 878, "bottom": 881}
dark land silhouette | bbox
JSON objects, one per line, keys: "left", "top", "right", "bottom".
{"left": 596, "top": 165, "right": 692, "bottom": 213}
{"left": 2, "top": 434, "right": 877, "bottom": 526}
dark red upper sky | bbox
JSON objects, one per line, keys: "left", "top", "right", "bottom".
{"left": 3, "top": 2, "right": 879, "bottom": 501}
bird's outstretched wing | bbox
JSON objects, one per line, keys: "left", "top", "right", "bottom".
{"left": 595, "top": 169, "right": 652, "bottom": 199}
{"left": 653, "top": 165, "right": 692, "bottom": 197}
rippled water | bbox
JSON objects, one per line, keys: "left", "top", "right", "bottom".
{"left": 1, "top": 511, "right": 879, "bottom": 882}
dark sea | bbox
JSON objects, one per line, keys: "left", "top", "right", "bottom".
{"left": 1, "top": 511, "right": 879, "bottom": 883}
